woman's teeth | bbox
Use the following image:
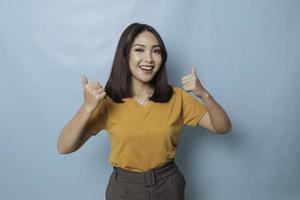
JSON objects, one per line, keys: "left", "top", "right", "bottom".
{"left": 139, "top": 65, "right": 154, "bottom": 72}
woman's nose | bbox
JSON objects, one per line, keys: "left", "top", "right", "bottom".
{"left": 144, "top": 52, "right": 154, "bottom": 62}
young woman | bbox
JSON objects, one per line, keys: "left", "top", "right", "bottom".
{"left": 57, "top": 23, "right": 232, "bottom": 200}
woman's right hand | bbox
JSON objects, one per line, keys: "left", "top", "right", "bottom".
{"left": 81, "top": 75, "right": 106, "bottom": 113}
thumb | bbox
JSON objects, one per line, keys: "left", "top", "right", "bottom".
{"left": 81, "top": 74, "right": 88, "bottom": 87}
{"left": 192, "top": 64, "right": 196, "bottom": 75}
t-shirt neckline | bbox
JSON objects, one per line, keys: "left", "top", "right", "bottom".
{"left": 127, "top": 97, "right": 153, "bottom": 109}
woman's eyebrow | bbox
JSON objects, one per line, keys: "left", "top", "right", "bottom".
{"left": 131, "top": 44, "right": 161, "bottom": 48}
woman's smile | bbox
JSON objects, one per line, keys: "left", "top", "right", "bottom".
{"left": 139, "top": 65, "right": 155, "bottom": 73}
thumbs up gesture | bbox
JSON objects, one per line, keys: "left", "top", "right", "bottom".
{"left": 81, "top": 75, "right": 106, "bottom": 112}
{"left": 181, "top": 64, "right": 207, "bottom": 97}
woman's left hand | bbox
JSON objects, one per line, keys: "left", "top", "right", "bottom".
{"left": 181, "top": 64, "right": 207, "bottom": 97}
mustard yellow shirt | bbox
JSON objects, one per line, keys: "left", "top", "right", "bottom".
{"left": 85, "top": 86, "right": 207, "bottom": 172}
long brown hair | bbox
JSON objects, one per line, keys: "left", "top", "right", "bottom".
{"left": 104, "top": 22, "right": 173, "bottom": 103}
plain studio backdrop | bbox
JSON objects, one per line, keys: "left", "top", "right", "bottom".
{"left": 1, "top": 0, "right": 299, "bottom": 199}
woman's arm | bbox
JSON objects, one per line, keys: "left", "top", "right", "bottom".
{"left": 197, "top": 90, "right": 232, "bottom": 134}
{"left": 181, "top": 65, "right": 232, "bottom": 134}
{"left": 57, "top": 103, "right": 95, "bottom": 154}
{"left": 57, "top": 75, "right": 107, "bottom": 154}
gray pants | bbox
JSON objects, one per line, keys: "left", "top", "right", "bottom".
{"left": 105, "top": 159, "right": 186, "bottom": 200}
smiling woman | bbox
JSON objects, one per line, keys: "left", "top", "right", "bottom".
{"left": 130, "top": 41, "right": 162, "bottom": 76}
{"left": 104, "top": 23, "right": 172, "bottom": 105}
{"left": 128, "top": 31, "right": 163, "bottom": 104}
{"left": 57, "top": 22, "right": 232, "bottom": 200}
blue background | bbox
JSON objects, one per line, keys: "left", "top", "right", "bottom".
{"left": 1, "top": 0, "right": 299, "bottom": 199}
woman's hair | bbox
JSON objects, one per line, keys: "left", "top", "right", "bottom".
{"left": 104, "top": 22, "right": 174, "bottom": 103}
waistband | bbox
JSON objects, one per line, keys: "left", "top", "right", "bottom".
{"left": 112, "top": 159, "right": 177, "bottom": 187}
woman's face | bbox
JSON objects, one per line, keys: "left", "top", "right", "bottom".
{"left": 128, "top": 31, "right": 162, "bottom": 84}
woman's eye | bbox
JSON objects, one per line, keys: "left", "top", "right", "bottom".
{"left": 154, "top": 49, "right": 161, "bottom": 54}
{"left": 134, "top": 48, "right": 160, "bottom": 54}
{"left": 135, "top": 48, "right": 143, "bottom": 52}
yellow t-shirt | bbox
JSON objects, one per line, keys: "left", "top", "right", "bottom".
{"left": 85, "top": 86, "right": 207, "bottom": 172}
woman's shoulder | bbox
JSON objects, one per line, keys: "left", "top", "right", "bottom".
{"left": 171, "top": 85, "right": 183, "bottom": 94}
{"left": 169, "top": 85, "right": 185, "bottom": 101}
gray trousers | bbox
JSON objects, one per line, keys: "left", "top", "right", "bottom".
{"left": 105, "top": 159, "right": 186, "bottom": 200}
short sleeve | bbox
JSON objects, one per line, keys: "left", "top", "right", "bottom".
{"left": 85, "top": 99, "right": 107, "bottom": 136}
{"left": 181, "top": 89, "right": 208, "bottom": 127}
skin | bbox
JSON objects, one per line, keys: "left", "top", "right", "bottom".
{"left": 128, "top": 31, "right": 162, "bottom": 100}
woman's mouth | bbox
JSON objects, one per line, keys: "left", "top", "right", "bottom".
{"left": 139, "top": 65, "right": 154, "bottom": 73}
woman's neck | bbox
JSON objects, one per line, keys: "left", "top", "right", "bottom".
{"left": 131, "top": 81, "right": 153, "bottom": 98}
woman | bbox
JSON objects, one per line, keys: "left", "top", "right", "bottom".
{"left": 57, "top": 22, "right": 232, "bottom": 200}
